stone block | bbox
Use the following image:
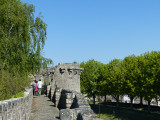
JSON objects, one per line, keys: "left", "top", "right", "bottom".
{"left": 0, "top": 105, "right": 2, "bottom": 120}
{"left": 74, "top": 108, "right": 81, "bottom": 116}
{"left": 3, "top": 102, "right": 8, "bottom": 112}
{"left": 79, "top": 104, "right": 90, "bottom": 109}
{"left": 2, "top": 112, "right": 7, "bottom": 120}
{"left": 82, "top": 116, "right": 99, "bottom": 120}
{"left": 66, "top": 99, "right": 73, "bottom": 104}
{"left": 60, "top": 109, "right": 74, "bottom": 120}
{"left": 19, "top": 97, "right": 24, "bottom": 104}
{"left": 24, "top": 95, "right": 29, "bottom": 102}
{"left": 8, "top": 100, "right": 13, "bottom": 110}
{"left": 12, "top": 99, "right": 18, "bottom": 107}
{"left": 51, "top": 89, "right": 55, "bottom": 93}
{"left": 7, "top": 113, "right": 12, "bottom": 120}
{"left": 66, "top": 93, "right": 72, "bottom": 99}
{"left": 56, "top": 88, "right": 62, "bottom": 92}
{"left": 0, "top": 103, "right": 2, "bottom": 114}
{"left": 66, "top": 103, "right": 72, "bottom": 108}
{"left": 56, "top": 92, "right": 61, "bottom": 96}
{"left": 81, "top": 109, "right": 98, "bottom": 118}
{"left": 72, "top": 93, "right": 75, "bottom": 98}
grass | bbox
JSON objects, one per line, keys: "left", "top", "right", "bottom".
{"left": 101, "top": 102, "right": 160, "bottom": 112}
{"left": 90, "top": 104, "right": 160, "bottom": 120}
{"left": 11, "top": 91, "right": 24, "bottom": 98}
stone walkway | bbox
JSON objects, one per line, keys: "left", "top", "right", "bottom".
{"left": 30, "top": 95, "right": 60, "bottom": 120}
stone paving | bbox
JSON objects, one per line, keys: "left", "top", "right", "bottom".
{"left": 30, "top": 95, "right": 60, "bottom": 120}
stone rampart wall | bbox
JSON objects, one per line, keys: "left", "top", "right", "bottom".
{"left": 0, "top": 87, "right": 33, "bottom": 120}
{"left": 37, "top": 63, "right": 83, "bottom": 93}
{"left": 48, "top": 85, "right": 98, "bottom": 120}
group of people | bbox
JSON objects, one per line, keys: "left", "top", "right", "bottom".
{"left": 32, "top": 79, "right": 43, "bottom": 96}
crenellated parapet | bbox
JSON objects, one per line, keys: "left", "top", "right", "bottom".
{"left": 59, "top": 68, "right": 83, "bottom": 76}
{"left": 52, "top": 63, "right": 84, "bottom": 93}
{"left": 35, "top": 62, "right": 83, "bottom": 93}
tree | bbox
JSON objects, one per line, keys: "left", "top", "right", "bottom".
{"left": 0, "top": 0, "right": 52, "bottom": 73}
{"left": 0, "top": 0, "right": 52, "bottom": 100}
{"left": 98, "top": 63, "right": 110, "bottom": 102}
{"left": 107, "top": 59, "right": 124, "bottom": 106}
{"left": 136, "top": 54, "right": 146, "bottom": 106}
{"left": 142, "top": 51, "right": 160, "bottom": 112}
{"left": 121, "top": 55, "right": 141, "bottom": 108}
{"left": 80, "top": 59, "right": 101, "bottom": 105}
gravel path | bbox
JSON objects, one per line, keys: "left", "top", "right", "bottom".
{"left": 30, "top": 95, "right": 60, "bottom": 120}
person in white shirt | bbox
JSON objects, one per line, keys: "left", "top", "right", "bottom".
{"left": 38, "top": 79, "right": 43, "bottom": 95}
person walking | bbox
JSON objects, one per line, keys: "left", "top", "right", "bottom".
{"left": 31, "top": 80, "right": 36, "bottom": 95}
{"left": 38, "top": 79, "right": 43, "bottom": 95}
{"left": 35, "top": 81, "right": 39, "bottom": 96}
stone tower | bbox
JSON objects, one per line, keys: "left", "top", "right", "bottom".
{"left": 50, "top": 63, "right": 83, "bottom": 92}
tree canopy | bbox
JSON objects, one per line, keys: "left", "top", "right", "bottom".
{"left": 80, "top": 59, "right": 102, "bottom": 104}
{"left": 0, "top": 0, "right": 52, "bottom": 100}
{"left": 80, "top": 51, "right": 160, "bottom": 110}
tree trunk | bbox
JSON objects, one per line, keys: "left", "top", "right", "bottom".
{"left": 140, "top": 96, "right": 143, "bottom": 107}
{"left": 148, "top": 100, "right": 151, "bottom": 113}
{"left": 112, "top": 95, "right": 119, "bottom": 106}
{"left": 104, "top": 95, "right": 106, "bottom": 102}
{"left": 130, "top": 96, "right": 134, "bottom": 108}
{"left": 116, "top": 95, "right": 119, "bottom": 107}
{"left": 93, "top": 94, "right": 96, "bottom": 105}
{"left": 155, "top": 96, "right": 158, "bottom": 106}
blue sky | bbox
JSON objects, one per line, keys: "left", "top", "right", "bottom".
{"left": 22, "top": 0, "right": 160, "bottom": 65}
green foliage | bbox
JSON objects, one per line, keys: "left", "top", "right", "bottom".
{"left": 0, "top": 0, "right": 52, "bottom": 100}
{"left": 107, "top": 59, "right": 123, "bottom": 97}
{"left": 141, "top": 51, "right": 160, "bottom": 101}
{"left": 80, "top": 59, "right": 101, "bottom": 96}
{"left": 44, "top": 78, "right": 47, "bottom": 85}
{"left": 0, "top": 0, "right": 52, "bottom": 73}
{"left": 0, "top": 70, "right": 29, "bottom": 100}
{"left": 12, "top": 91, "right": 24, "bottom": 98}
{"left": 80, "top": 51, "right": 160, "bottom": 109}
{"left": 80, "top": 59, "right": 102, "bottom": 104}
{"left": 121, "top": 55, "right": 141, "bottom": 98}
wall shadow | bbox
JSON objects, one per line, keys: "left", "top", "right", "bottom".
{"left": 90, "top": 104, "right": 160, "bottom": 120}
